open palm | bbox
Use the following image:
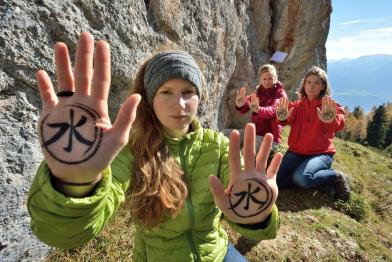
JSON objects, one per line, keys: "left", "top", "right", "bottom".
{"left": 209, "top": 124, "right": 282, "bottom": 224}
{"left": 37, "top": 32, "right": 140, "bottom": 183}
{"left": 236, "top": 87, "right": 247, "bottom": 107}
{"left": 276, "top": 96, "right": 293, "bottom": 122}
{"left": 316, "top": 96, "right": 336, "bottom": 123}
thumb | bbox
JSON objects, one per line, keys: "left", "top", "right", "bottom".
{"left": 266, "top": 152, "right": 283, "bottom": 180}
{"left": 316, "top": 107, "right": 322, "bottom": 119}
{"left": 112, "top": 94, "right": 141, "bottom": 135}
{"left": 288, "top": 107, "right": 294, "bottom": 117}
{"left": 209, "top": 175, "right": 226, "bottom": 209}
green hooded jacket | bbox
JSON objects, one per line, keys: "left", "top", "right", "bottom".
{"left": 28, "top": 120, "right": 279, "bottom": 261}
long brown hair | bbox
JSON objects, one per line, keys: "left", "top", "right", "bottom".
{"left": 296, "top": 66, "right": 331, "bottom": 99}
{"left": 128, "top": 60, "right": 188, "bottom": 229}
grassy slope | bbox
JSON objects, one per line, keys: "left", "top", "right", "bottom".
{"left": 46, "top": 129, "right": 392, "bottom": 261}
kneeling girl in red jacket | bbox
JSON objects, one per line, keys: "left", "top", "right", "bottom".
{"left": 275, "top": 66, "right": 350, "bottom": 201}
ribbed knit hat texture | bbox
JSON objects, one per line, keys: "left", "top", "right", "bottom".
{"left": 143, "top": 50, "right": 202, "bottom": 105}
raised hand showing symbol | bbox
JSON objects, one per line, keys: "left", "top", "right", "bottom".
{"left": 250, "top": 93, "right": 259, "bottom": 113}
{"left": 236, "top": 87, "right": 247, "bottom": 108}
{"left": 37, "top": 32, "right": 141, "bottom": 184}
{"left": 316, "top": 96, "right": 336, "bottom": 123}
{"left": 276, "top": 96, "right": 293, "bottom": 122}
{"left": 209, "top": 123, "right": 282, "bottom": 224}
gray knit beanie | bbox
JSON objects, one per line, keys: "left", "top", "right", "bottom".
{"left": 144, "top": 50, "right": 202, "bottom": 105}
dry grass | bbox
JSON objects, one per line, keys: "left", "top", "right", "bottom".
{"left": 45, "top": 136, "right": 392, "bottom": 261}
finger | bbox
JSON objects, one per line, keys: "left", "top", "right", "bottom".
{"left": 316, "top": 107, "right": 322, "bottom": 120}
{"left": 74, "top": 32, "right": 94, "bottom": 95}
{"left": 287, "top": 107, "right": 294, "bottom": 117}
{"left": 331, "top": 100, "right": 336, "bottom": 113}
{"left": 54, "top": 42, "right": 74, "bottom": 92}
{"left": 322, "top": 97, "right": 327, "bottom": 111}
{"left": 281, "top": 97, "right": 287, "bottom": 110}
{"left": 255, "top": 133, "right": 273, "bottom": 173}
{"left": 36, "top": 70, "right": 58, "bottom": 111}
{"left": 327, "top": 96, "right": 333, "bottom": 109}
{"left": 242, "top": 123, "right": 256, "bottom": 171}
{"left": 240, "top": 87, "right": 246, "bottom": 96}
{"left": 285, "top": 97, "right": 289, "bottom": 110}
{"left": 111, "top": 94, "right": 141, "bottom": 137}
{"left": 252, "top": 94, "right": 258, "bottom": 104}
{"left": 277, "top": 97, "right": 284, "bottom": 110}
{"left": 209, "top": 175, "right": 227, "bottom": 209}
{"left": 229, "top": 129, "right": 241, "bottom": 183}
{"left": 91, "top": 40, "right": 111, "bottom": 101}
{"left": 266, "top": 152, "right": 283, "bottom": 180}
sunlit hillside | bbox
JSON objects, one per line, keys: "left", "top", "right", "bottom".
{"left": 46, "top": 129, "right": 392, "bottom": 261}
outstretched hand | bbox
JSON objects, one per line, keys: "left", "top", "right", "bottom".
{"left": 209, "top": 124, "right": 282, "bottom": 224}
{"left": 250, "top": 93, "right": 259, "bottom": 113}
{"left": 276, "top": 96, "right": 293, "bottom": 122}
{"left": 236, "top": 87, "right": 247, "bottom": 108}
{"left": 37, "top": 32, "right": 140, "bottom": 184}
{"left": 316, "top": 96, "right": 336, "bottom": 123}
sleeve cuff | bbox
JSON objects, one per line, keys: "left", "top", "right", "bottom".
{"left": 237, "top": 214, "right": 271, "bottom": 230}
{"left": 29, "top": 161, "right": 112, "bottom": 209}
{"left": 226, "top": 205, "right": 280, "bottom": 240}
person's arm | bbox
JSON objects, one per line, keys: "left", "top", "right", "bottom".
{"left": 323, "top": 103, "right": 346, "bottom": 133}
{"left": 276, "top": 99, "right": 296, "bottom": 126}
{"left": 29, "top": 32, "right": 140, "bottom": 249}
{"left": 212, "top": 128, "right": 281, "bottom": 240}
{"left": 27, "top": 147, "right": 133, "bottom": 249}
{"left": 253, "top": 88, "right": 287, "bottom": 120}
{"left": 226, "top": 205, "right": 280, "bottom": 240}
{"left": 235, "top": 95, "right": 251, "bottom": 114}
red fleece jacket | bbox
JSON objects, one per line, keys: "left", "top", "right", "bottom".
{"left": 236, "top": 81, "right": 287, "bottom": 143}
{"left": 279, "top": 98, "right": 346, "bottom": 155}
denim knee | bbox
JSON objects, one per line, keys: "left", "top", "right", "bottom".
{"left": 292, "top": 172, "right": 313, "bottom": 188}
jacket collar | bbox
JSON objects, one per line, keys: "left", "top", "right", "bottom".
{"left": 301, "top": 97, "right": 321, "bottom": 107}
{"left": 164, "top": 118, "right": 202, "bottom": 145}
{"left": 256, "top": 81, "right": 283, "bottom": 96}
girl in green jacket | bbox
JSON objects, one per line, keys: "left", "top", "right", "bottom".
{"left": 28, "top": 32, "right": 282, "bottom": 262}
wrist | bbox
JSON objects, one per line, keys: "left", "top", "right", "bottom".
{"left": 238, "top": 214, "right": 272, "bottom": 229}
{"left": 49, "top": 169, "right": 102, "bottom": 198}
{"left": 236, "top": 102, "right": 245, "bottom": 108}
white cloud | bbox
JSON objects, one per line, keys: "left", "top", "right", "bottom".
{"left": 337, "top": 18, "right": 388, "bottom": 27}
{"left": 360, "top": 27, "right": 392, "bottom": 37}
{"left": 338, "top": 20, "right": 363, "bottom": 26}
{"left": 327, "top": 27, "right": 392, "bottom": 60}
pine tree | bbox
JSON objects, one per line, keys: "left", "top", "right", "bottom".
{"left": 366, "top": 105, "right": 389, "bottom": 148}
{"left": 384, "top": 121, "right": 392, "bottom": 148}
{"left": 352, "top": 106, "right": 365, "bottom": 120}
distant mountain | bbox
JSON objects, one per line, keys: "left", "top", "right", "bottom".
{"left": 328, "top": 54, "right": 392, "bottom": 112}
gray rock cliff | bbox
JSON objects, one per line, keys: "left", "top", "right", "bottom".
{"left": 0, "top": 0, "right": 331, "bottom": 260}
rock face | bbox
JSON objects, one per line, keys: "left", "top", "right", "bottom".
{"left": 0, "top": 0, "right": 331, "bottom": 260}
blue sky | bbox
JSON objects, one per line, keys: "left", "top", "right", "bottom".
{"left": 326, "top": 0, "right": 392, "bottom": 60}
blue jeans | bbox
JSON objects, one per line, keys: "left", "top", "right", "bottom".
{"left": 277, "top": 151, "right": 336, "bottom": 189}
{"left": 223, "top": 243, "right": 248, "bottom": 262}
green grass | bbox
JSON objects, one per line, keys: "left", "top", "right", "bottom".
{"left": 45, "top": 132, "right": 392, "bottom": 261}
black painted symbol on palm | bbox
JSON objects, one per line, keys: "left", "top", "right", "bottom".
{"left": 229, "top": 178, "right": 272, "bottom": 218}
{"left": 277, "top": 110, "right": 287, "bottom": 120}
{"left": 322, "top": 111, "right": 334, "bottom": 121}
{"left": 40, "top": 103, "right": 102, "bottom": 164}
{"left": 237, "top": 97, "right": 244, "bottom": 107}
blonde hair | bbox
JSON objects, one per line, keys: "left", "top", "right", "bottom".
{"left": 296, "top": 66, "right": 331, "bottom": 99}
{"left": 258, "top": 64, "right": 278, "bottom": 77}
{"left": 128, "top": 58, "right": 188, "bottom": 229}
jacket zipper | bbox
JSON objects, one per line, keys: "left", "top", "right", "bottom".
{"left": 179, "top": 141, "right": 201, "bottom": 262}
